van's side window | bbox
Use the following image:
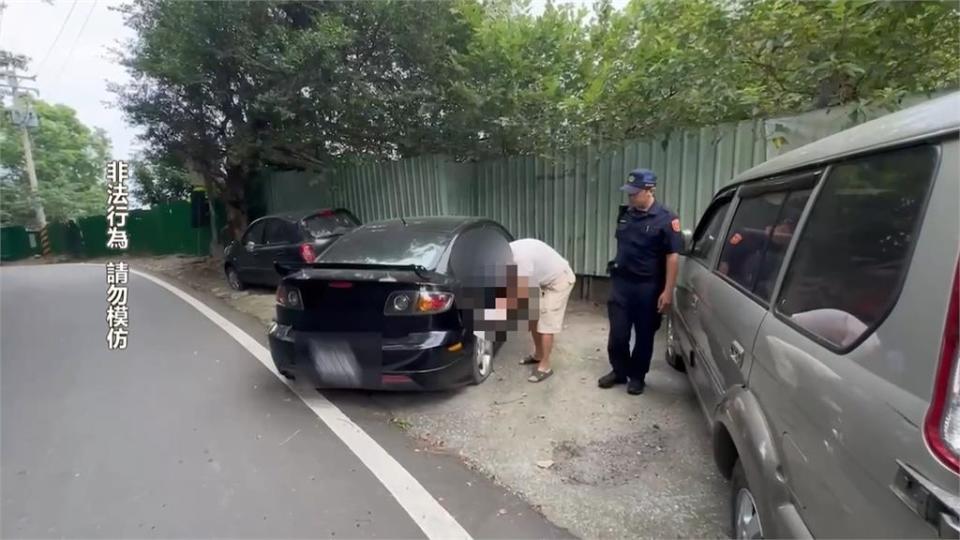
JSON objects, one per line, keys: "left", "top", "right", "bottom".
{"left": 716, "top": 188, "right": 809, "bottom": 301}
{"left": 688, "top": 200, "right": 730, "bottom": 263}
{"left": 752, "top": 189, "right": 811, "bottom": 300}
{"left": 776, "top": 145, "right": 938, "bottom": 350}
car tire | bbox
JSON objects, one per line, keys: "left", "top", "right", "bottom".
{"left": 731, "top": 459, "right": 764, "bottom": 540}
{"left": 226, "top": 265, "right": 245, "bottom": 291}
{"left": 470, "top": 333, "right": 494, "bottom": 385}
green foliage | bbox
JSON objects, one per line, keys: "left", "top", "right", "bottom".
{"left": 0, "top": 100, "right": 111, "bottom": 227}
{"left": 112, "top": 0, "right": 478, "bottom": 235}
{"left": 438, "top": 0, "right": 959, "bottom": 155}
{"left": 113, "top": 0, "right": 960, "bottom": 228}
{"left": 450, "top": 0, "right": 594, "bottom": 155}
{"left": 130, "top": 152, "right": 193, "bottom": 207}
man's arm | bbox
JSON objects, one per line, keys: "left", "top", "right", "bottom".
{"left": 659, "top": 253, "right": 679, "bottom": 313}
{"left": 659, "top": 215, "right": 684, "bottom": 313}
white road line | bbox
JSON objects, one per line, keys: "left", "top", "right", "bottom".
{"left": 129, "top": 267, "right": 472, "bottom": 540}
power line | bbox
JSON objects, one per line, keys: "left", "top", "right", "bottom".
{"left": 36, "top": 0, "right": 78, "bottom": 74}
{"left": 53, "top": 0, "right": 96, "bottom": 83}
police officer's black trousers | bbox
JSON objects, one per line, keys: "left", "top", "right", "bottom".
{"left": 606, "top": 277, "right": 662, "bottom": 382}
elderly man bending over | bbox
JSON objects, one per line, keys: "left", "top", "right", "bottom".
{"left": 504, "top": 238, "right": 576, "bottom": 383}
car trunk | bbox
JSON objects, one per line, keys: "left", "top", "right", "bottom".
{"left": 280, "top": 267, "right": 461, "bottom": 338}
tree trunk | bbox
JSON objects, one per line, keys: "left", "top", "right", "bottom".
{"left": 222, "top": 166, "right": 249, "bottom": 243}
{"left": 202, "top": 175, "right": 220, "bottom": 257}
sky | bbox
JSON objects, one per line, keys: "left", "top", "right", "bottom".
{"left": 0, "top": 0, "right": 628, "bottom": 161}
{"left": 1, "top": 0, "right": 138, "bottom": 158}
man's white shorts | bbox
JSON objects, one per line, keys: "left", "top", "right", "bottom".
{"left": 536, "top": 268, "right": 576, "bottom": 334}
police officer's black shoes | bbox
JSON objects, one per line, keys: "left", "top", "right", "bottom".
{"left": 627, "top": 379, "right": 645, "bottom": 395}
{"left": 598, "top": 371, "right": 627, "bottom": 388}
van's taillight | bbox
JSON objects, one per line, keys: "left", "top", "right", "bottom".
{"left": 925, "top": 261, "right": 959, "bottom": 474}
{"left": 300, "top": 243, "right": 317, "bottom": 263}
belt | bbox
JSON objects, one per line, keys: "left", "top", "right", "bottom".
{"left": 610, "top": 267, "right": 658, "bottom": 283}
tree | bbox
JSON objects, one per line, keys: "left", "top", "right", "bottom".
{"left": 112, "top": 0, "right": 478, "bottom": 239}
{"left": 576, "top": 0, "right": 960, "bottom": 142}
{"left": 449, "top": 0, "right": 959, "bottom": 152}
{"left": 0, "top": 99, "right": 111, "bottom": 227}
{"left": 448, "top": 0, "right": 595, "bottom": 157}
{"left": 112, "top": 0, "right": 959, "bottom": 231}
{"left": 129, "top": 151, "right": 193, "bottom": 207}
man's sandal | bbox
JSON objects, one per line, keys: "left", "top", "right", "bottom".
{"left": 520, "top": 355, "right": 540, "bottom": 365}
{"left": 527, "top": 368, "right": 553, "bottom": 383}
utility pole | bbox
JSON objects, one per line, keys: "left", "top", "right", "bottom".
{"left": 1, "top": 67, "right": 49, "bottom": 256}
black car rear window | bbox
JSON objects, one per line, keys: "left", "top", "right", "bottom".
{"left": 302, "top": 211, "right": 359, "bottom": 238}
{"left": 316, "top": 225, "right": 452, "bottom": 269}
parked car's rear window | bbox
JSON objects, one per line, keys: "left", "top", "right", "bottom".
{"left": 316, "top": 225, "right": 451, "bottom": 269}
{"left": 776, "top": 144, "right": 938, "bottom": 350}
{"left": 264, "top": 219, "right": 300, "bottom": 245}
{"left": 302, "top": 211, "right": 359, "bottom": 238}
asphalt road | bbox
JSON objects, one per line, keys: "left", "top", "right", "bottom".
{"left": 1, "top": 263, "right": 570, "bottom": 539}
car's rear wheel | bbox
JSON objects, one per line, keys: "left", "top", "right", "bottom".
{"left": 665, "top": 315, "right": 686, "bottom": 372}
{"left": 226, "top": 265, "right": 245, "bottom": 291}
{"left": 732, "top": 460, "right": 764, "bottom": 540}
{"left": 470, "top": 333, "right": 494, "bottom": 385}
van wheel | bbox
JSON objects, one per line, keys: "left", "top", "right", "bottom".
{"left": 226, "top": 265, "right": 245, "bottom": 291}
{"left": 665, "top": 317, "right": 686, "bottom": 372}
{"left": 731, "top": 460, "right": 764, "bottom": 539}
{"left": 470, "top": 334, "right": 494, "bottom": 385}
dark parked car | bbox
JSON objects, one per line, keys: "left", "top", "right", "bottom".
{"left": 268, "top": 216, "right": 515, "bottom": 391}
{"left": 223, "top": 208, "right": 360, "bottom": 290}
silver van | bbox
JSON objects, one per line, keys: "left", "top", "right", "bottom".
{"left": 666, "top": 92, "right": 959, "bottom": 539}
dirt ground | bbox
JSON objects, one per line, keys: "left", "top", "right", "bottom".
{"left": 24, "top": 254, "right": 729, "bottom": 539}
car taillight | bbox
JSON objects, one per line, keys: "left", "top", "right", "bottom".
{"left": 384, "top": 290, "right": 453, "bottom": 315}
{"left": 925, "top": 261, "right": 959, "bottom": 474}
{"left": 276, "top": 283, "right": 303, "bottom": 310}
{"left": 300, "top": 243, "right": 317, "bottom": 263}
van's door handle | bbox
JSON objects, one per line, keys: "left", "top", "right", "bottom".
{"left": 729, "top": 341, "right": 745, "bottom": 366}
{"left": 691, "top": 294, "right": 700, "bottom": 310}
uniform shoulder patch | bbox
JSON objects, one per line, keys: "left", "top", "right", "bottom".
{"left": 729, "top": 232, "right": 743, "bottom": 245}
{"left": 671, "top": 218, "right": 681, "bottom": 232}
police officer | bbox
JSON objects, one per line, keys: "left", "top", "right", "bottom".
{"left": 599, "top": 169, "right": 682, "bottom": 395}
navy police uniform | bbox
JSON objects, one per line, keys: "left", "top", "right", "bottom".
{"left": 603, "top": 169, "right": 682, "bottom": 392}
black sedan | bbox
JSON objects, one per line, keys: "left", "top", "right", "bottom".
{"left": 268, "top": 216, "right": 515, "bottom": 391}
{"left": 223, "top": 208, "right": 360, "bottom": 290}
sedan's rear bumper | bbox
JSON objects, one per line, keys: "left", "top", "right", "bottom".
{"left": 268, "top": 322, "right": 476, "bottom": 391}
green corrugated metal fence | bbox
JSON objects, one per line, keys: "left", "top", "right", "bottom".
{"left": 474, "top": 119, "right": 768, "bottom": 275}
{"left": 0, "top": 226, "right": 32, "bottom": 261}
{"left": 79, "top": 215, "right": 110, "bottom": 258}
{"left": 0, "top": 200, "right": 213, "bottom": 262}
{"left": 264, "top": 156, "right": 476, "bottom": 223}
{"left": 259, "top": 98, "right": 938, "bottom": 276}
{"left": 263, "top": 119, "right": 770, "bottom": 276}
{"left": 126, "top": 201, "right": 211, "bottom": 256}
